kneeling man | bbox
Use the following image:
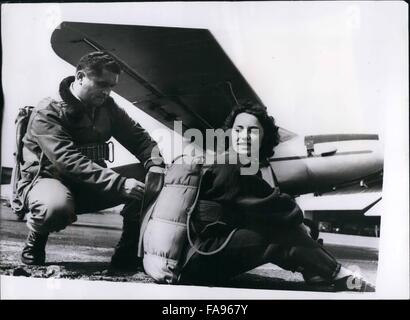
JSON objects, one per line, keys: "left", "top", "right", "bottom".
{"left": 14, "top": 51, "right": 165, "bottom": 270}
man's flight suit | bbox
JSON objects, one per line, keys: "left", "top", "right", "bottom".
{"left": 17, "top": 76, "right": 164, "bottom": 235}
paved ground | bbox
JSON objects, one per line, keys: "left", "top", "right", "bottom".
{"left": 0, "top": 203, "right": 379, "bottom": 293}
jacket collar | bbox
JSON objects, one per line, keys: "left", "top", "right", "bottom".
{"left": 59, "top": 76, "right": 85, "bottom": 119}
{"left": 59, "top": 76, "right": 84, "bottom": 108}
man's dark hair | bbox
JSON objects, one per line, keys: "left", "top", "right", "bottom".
{"left": 223, "top": 100, "right": 280, "bottom": 159}
{"left": 76, "top": 51, "right": 121, "bottom": 76}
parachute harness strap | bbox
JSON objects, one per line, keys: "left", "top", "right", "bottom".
{"left": 186, "top": 162, "right": 237, "bottom": 256}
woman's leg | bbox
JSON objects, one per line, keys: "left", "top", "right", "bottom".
{"left": 179, "top": 224, "right": 341, "bottom": 286}
{"left": 180, "top": 223, "right": 375, "bottom": 291}
{"left": 265, "top": 224, "right": 376, "bottom": 291}
{"left": 271, "top": 224, "right": 341, "bottom": 281}
{"left": 179, "top": 228, "right": 281, "bottom": 285}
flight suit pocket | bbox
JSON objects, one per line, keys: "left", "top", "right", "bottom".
{"left": 20, "top": 161, "right": 39, "bottom": 179}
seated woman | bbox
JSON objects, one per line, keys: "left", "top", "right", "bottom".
{"left": 178, "top": 101, "right": 375, "bottom": 292}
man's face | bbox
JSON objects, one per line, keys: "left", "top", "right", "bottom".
{"left": 77, "top": 68, "right": 119, "bottom": 107}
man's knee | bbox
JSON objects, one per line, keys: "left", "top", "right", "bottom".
{"left": 45, "top": 194, "right": 76, "bottom": 220}
{"left": 27, "top": 179, "right": 77, "bottom": 233}
{"left": 31, "top": 196, "right": 76, "bottom": 233}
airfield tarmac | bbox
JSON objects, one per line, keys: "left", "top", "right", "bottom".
{"left": 0, "top": 202, "right": 378, "bottom": 294}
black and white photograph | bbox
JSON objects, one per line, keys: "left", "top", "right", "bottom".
{"left": 0, "top": 2, "right": 408, "bottom": 300}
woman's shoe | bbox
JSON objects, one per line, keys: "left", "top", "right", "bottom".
{"left": 333, "top": 275, "right": 376, "bottom": 292}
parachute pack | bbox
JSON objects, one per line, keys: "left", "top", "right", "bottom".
{"left": 138, "top": 156, "right": 237, "bottom": 284}
{"left": 10, "top": 106, "right": 35, "bottom": 219}
{"left": 138, "top": 158, "right": 204, "bottom": 284}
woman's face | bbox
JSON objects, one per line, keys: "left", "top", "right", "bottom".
{"left": 231, "top": 112, "right": 264, "bottom": 156}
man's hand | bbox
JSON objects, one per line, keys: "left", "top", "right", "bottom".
{"left": 121, "top": 178, "right": 145, "bottom": 200}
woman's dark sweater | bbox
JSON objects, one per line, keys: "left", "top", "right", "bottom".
{"left": 181, "top": 163, "right": 304, "bottom": 266}
{"left": 199, "top": 163, "right": 304, "bottom": 227}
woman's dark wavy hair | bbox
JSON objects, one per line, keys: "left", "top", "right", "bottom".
{"left": 223, "top": 100, "right": 280, "bottom": 159}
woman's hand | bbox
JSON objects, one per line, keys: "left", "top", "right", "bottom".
{"left": 300, "top": 223, "right": 312, "bottom": 236}
{"left": 302, "top": 218, "right": 320, "bottom": 240}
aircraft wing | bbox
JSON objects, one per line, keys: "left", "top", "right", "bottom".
{"left": 47, "top": 22, "right": 383, "bottom": 200}
{"left": 296, "top": 192, "right": 382, "bottom": 216}
{"left": 51, "top": 21, "right": 260, "bottom": 134}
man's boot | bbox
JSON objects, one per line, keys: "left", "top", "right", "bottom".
{"left": 21, "top": 230, "right": 49, "bottom": 265}
{"left": 110, "top": 219, "right": 141, "bottom": 271}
